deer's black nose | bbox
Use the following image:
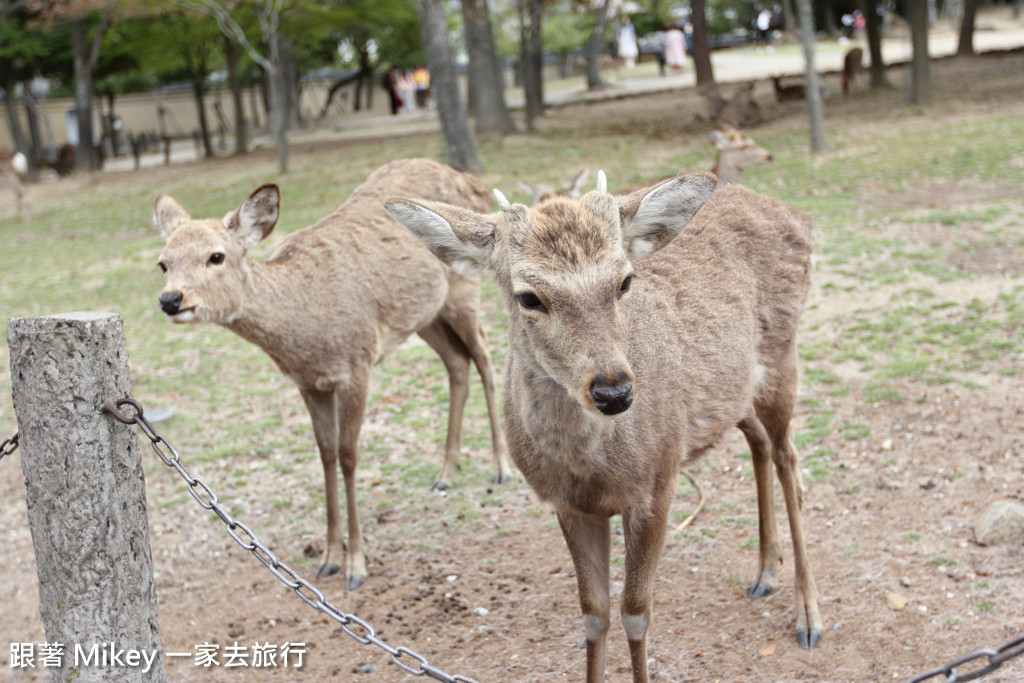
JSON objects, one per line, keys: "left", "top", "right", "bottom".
{"left": 159, "top": 292, "right": 183, "bottom": 315}
{"left": 590, "top": 373, "right": 634, "bottom": 416}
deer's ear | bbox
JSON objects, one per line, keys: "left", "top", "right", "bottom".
{"left": 226, "top": 184, "right": 279, "bottom": 250}
{"left": 617, "top": 172, "right": 717, "bottom": 258}
{"left": 385, "top": 197, "right": 499, "bottom": 274}
{"left": 154, "top": 194, "right": 191, "bottom": 240}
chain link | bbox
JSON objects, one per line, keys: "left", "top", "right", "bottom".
{"left": 0, "top": 431, "right": 18, "bottom": 462}
{"left": 907, "top": 633, "right": 1024, "bottom": 682}
{"left": 102, "top": 398, "right": 480, "bottom": 683}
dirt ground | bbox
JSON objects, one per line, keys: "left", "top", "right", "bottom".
{"left": 3, "top": 52, "right": 1024, "bottom": 683}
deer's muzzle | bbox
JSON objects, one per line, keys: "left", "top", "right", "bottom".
{"left": 159, "top": 292, "right": 184, "bottom": 315}
{"left": 589, "top": 372, "right": 634, "bottom": 416}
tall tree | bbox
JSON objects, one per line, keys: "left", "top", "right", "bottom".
{"left": 69, "top": 12, "right": 108, "bottom": 171}
{"left": 182, "top": 0, "right": 294, "bottom": 173}
{"left": 1, "top": 0, "right": 44, "bottom": 158}
{"left": 906, "top": 0, "right": 932, "bottom": 102}
{"left": 520, "top": 0, "right": 544, "bottom": 128}
{"left": 417, "top": 0, "right": 482, "bottom": 172}
{"left": 794, "top": 0, "right": 826, "bottom": 153}
{"left": 862, "top": 0, "right": 890, "bottom": 88}
{"left": 584, "top": 0, "right": 611, "bottom": 90}
{"left": 462, "top": 0, "right": 516, "bottom": 136}
{"left": 690, "top": 0, "right": 714, "bottom": 86}
{"left": 956, "top": 0, "right": 978, "bottom": 56}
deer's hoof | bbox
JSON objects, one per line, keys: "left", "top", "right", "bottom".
{"left": 346, "top": 573, "right": 366, "bottom": 591}
{"left": 798, "top": 627, "right": 822, "bottom": 649}
{"left": 493, "top": 473, "right": 512, "bottom": 485}
{"left": 430, "top": 480, "right": 450, "bottom": 492}
{"left": 747, "top": 581, "right": 775, "bottom": 600}
{"left": 316, "top": 561, "right": 342, "bottom": 579}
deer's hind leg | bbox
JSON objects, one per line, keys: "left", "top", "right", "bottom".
{"left": 417, "top": 318, "right": 473, "bottom": 491}
{"left": 750, "top": 347, "right": 823, "bottom": 648}
{"left": 437, "top": 275, "right": 512, "bottom": 486}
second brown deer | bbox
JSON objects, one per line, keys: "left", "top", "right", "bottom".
{"left": 386, "top": 170, "right": 823, "bottom": 682}
{"left": 154, "top": 158, "right": 511, "bottom": 590}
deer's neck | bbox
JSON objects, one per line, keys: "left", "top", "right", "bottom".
{"left": 712, "top": 153, "right": 739, "bottom": 186}
{"left": 220, "top": 259, "right": 296, "bottom": 358}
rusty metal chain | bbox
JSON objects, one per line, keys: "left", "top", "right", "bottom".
{"left": 102, "top": 397, "right": 480, "bottom": 683}
{"left": 907, "top": 633, "right": 1024, "bottom": 682}
{"left": 0, "top": 431, "right": 18, "bottom": 462}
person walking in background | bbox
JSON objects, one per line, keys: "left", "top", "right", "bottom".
{"left": 384, "top": 67, "right": 402, "bottom": 115}
{"left": 413, "top": 65, "right": 431, "bottom": 110}
{"left": 665, "top": 24, "right": 687, "bottom": 75}
{"left": 617, "top": 15, "right": 639, "bottom": 68}
{"left": 398, "top": 70, "right": 415, "bottom": 113}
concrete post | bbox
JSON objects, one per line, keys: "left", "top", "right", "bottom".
{"left": 7, "top": 313, "right": 166, "bottom": 682}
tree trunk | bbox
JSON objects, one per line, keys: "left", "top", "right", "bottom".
{"left": 781, "top": 0, "right": 796, "bottom": 32}
{"left": 263, "top": 29, "right": 289, "bottom": 174}
{"left": 3, "top": 71, "right": 28, "bottom": 157}
{"left": 417, "top": 0, "right": 483, "bottom": 172}
{"left": 956, "top": 0, "right": 978, "bottom": 56}
{"left": 528, "top": 0, "right": 543, "bottom": 117}
{"left": 461, "top": 0, "right": 516, "bottom": 136}
{"left": 795, "top": 0, "right": 827, "bottom": 153}
{"left": 223, "top": 34, "right": 247, "bottom": 155}
{"left": 191, "top": 78, "right": 215, "bottom": 158}
{"left": 691, "top": 0, "right": 715, "bottom": 86}
{"left": 586, "top": 0, "right": 611, "bottom": 90}
{"left": 71, "top": 16, "right": 108, "bottom": 172}
{"left": 907, "top": 0, "right": 933, "bottom": 102}
{"left": 863, "top": 0, "right": 890, "bottom": 88}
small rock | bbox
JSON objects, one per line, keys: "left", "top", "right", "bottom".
{"left": 973, "top": 500, "right": 1024, "bottom": 546}
{"left": 886, "top": 593, "right": 908, "bottom": 611}
{"left": 227, "top": 622, "right": 245, "bottom": 638}
{"left": 881, "top": 439, "right": 893, "bottom": 451}
{"left": 474, "top": 607, "right": 489, "bottom": 617}
{"left": 900, "top": 577, "right": 912, "bottom": 588}
{"left": 358, "top": 664, "right": 373, "bottom": 674}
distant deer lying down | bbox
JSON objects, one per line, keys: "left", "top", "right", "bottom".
{"left": 154, "top": 158, "right": 511, "bottom": 590}
{"left": 387, "top": 171, "right": 823, "bottom": 682}
{"left": 709, "top": 123, "right": 773, "bottom": 186}
{"left": 1, "top": 149, "right": 30, "bottom": 219}
{"left": 772, "top": 75, "right": 806, "bottom": 102}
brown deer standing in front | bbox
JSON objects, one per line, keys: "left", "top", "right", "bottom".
{"left": 709, "top": 123, "right": 773, "bottom": 186}
{"left": 1, "top": 149, "right": 30, "bottom": 219}
{"left": 386, "top": 170, "right": 823, "bottom": 682}
{"left": 154, "top": 158, "right": 511, "bottom": 590}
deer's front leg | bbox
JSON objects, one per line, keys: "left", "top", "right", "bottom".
{"left": 620, "top": 493, "right": 671, "bottom": 683}
{"left": 558, "top": 511, "right": 611, "bottom": 683}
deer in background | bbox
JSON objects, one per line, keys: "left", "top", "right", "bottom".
{"left": 154, "top": 158, "right": 511, "bottom": 590}
{"left": 709, "top": 123, "right": 773, "bottom": 186}
{"left": 772, "top": 75, "right": 806, "bottom": 102}
{"left": 843, "top": 47, "right": 864, "bottom": 95}
{"left": 1, "top": 149, "right": 30, "bottom": 219}
{"left": 519, "top": 169, "right": 590, "bottom": 204}
{"left": 526, "top": 123, "right": 771, "bottom": 200}
{"left": 386, "top": 170, "right": 823, "bottom": 682}
{"left": 699, "top": 82, "right": 764, "bottom": 128}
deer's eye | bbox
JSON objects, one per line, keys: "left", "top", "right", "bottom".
{"left": 618, "top": 274, "right": 635, "bottom": 299}
{"left": 158, "top": 262, "right": 167, "bottom": 273}
{"left": 516, "top": 292, "right": 547, "bottom": 313}
{"left": 208, "top": 253, "right": 225, "bottom": 266}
